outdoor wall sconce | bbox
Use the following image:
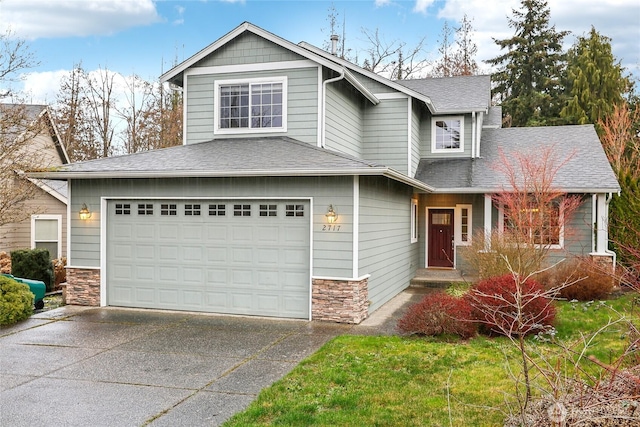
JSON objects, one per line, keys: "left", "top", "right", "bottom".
{"left": 79, "top": 203, "right": 92, "bottom": 220}
{"left": 325, "top": 205, "right": 338, "bottom": 224}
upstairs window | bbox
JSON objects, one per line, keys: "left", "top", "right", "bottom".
{"left": 215, "top": 77, "right": 287, "bottom": 134}
{"left": 432, "top": 116, "right": 464, "bottom": 153}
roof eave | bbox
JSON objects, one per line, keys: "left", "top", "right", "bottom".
{"left": 430, "top": 186, "right": 622, "bottom": 194}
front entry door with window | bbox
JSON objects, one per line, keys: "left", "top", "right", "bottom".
{"left": 428, "top": 209, "right": 454, "bottom": 268}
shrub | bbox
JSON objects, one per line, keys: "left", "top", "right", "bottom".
{"left": 535, "top": 257, "right": 614, "bottom": 301}
{"left": 11, "top": 248, "right": 54, "bottom": 292}
{"left": 466, "top": 274, "right": 556, "bottom": 337}
{"left": 53, "top": 257, "right": 67, "bottom": 289}
{"left": 0, "top": 275, "right": 34, "bottom": 325}
{"left": 397, "top": 291, "right": 476, "bottom": 339}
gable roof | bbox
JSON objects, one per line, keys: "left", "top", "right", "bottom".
{"left": 415, "top": 124, "right": 620, "bottom": 193}
{"left": 28, "top": 136, "right": 434, "bottom": 192}
{"left": 395, "top": 75, "right": 491, "bottom": 114}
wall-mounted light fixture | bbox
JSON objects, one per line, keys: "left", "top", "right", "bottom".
{"left": 79, "top": 203, "right": 92, "bottom": 220}
{"left": 325, "top": 205, "right": 338, "bottom": 224}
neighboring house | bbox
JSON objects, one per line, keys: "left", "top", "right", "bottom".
{"left": 1, "top": 104, "right": 69, "bottom": 260}
{"left": 29, "top": 23, "right": 620, "bottom": 323}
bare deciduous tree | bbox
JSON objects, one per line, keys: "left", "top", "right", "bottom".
{"left": 83, "top": 67, "right": 118, "bottom": 158}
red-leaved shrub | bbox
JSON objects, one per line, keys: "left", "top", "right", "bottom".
{"left": 535, "top": 257, "right": 614, "bottom": 301}
{"left": 397, "top": 291, "right": 476, "bottom": 339}
{"left": 466, "top": 274, "right": 556, "bottom": 337}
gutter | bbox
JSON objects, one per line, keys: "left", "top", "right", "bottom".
{"left": 604, "top": 192, "right": 617, "bottom": 270}
{"left": 321, "top": 69, "right": 345, "bottom": 148}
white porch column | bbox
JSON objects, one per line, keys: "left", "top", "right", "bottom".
{"left": 484, "top": 193, "right": 492, "bottom": 250}
{"left": 595, "top": 193, "right": 609, "bottom": 254}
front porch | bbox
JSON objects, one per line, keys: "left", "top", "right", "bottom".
{"left": 410, "top": 268, "right": 478, "bottom": 289}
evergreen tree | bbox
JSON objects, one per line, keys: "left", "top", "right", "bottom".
{"left": 486, "top": 0, "right": 569, "bottom": 127}
{"left": 561, "top": 27, "right": 632, "bottom": 129}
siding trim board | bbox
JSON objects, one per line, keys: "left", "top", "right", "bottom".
{"left": 183, "top": 60, "right": 318, "bottom": 77}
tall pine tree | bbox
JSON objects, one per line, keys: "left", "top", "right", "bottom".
{"left": 561, "top": 27, "right": 632, "bottom": 129}
{"left": 486, "top": 0, "right": 569, "bottom": 127}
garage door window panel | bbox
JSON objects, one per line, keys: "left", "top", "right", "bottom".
{"left": 138, "top": 204, "right": 153, "bottom": 215}
{"left": 116, "top": 203, "right": 131, "bottom": 215}
{"left": 286, "top": 204, "right": 304, "bottom": 217}
{"left": 161, "top": 204, "right": 177, "bottom": 216}
{"left": 260, "top": 204, "right": 277, "bottom": 217}
{"left": 209, "top": 204, "right": 226, "bottom": 216}
{"left": 185, "top": 204, "right": 201, "bottom": 216}
{"left": 234, "top": 204, "right": 251, "bottom": 217}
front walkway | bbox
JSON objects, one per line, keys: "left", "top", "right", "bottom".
{"left": 410, "top": 268, "right": 478, "bottom": 288}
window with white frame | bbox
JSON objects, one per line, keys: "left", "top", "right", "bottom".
{"left": 31, "top": 215, "right": 62, "bottom": 259}
{"left": 215, "top": 77, "right": 287, "bottom": 134}
{"left": 432, "top": 116, "right": 464, "bottom": 153}
{"left": 410, "top": 199, "right": 418, "bottom": 243}
{"left": 455, "top": 204, "right": 472, "bottom": 245}
{"left": 500, "top": 201, "right": 563, "bottom": 248}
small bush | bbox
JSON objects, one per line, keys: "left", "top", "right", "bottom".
{"left": 535, "top": 257, "right": 614, "bottom": 301}
{"left": 397, "top": 291, "right": 476, "bottom": 339}
{"left": 0, "top": 251, "right": 10, "bottom": 273}
{"left": 53, "top": 257, "right": 67, "bottom": 289}
{"left": 0, "top": 275, "right": 34, "bottom": 325}
{"left": 11, "top": 248, "right": 54, "bottom": 292}
{"left": 466, "top": 274, "right": 556, "bottom": 337}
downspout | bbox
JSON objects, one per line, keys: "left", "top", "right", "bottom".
{"left": 604, "top": 192, "right": 617, "bottom": 271}
{"left": 321, "top": 69, "right": 345, "bottom": 149}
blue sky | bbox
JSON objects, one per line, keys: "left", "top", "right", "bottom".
{"left": 2, "top": 0, "right": 639, "bottom": 104}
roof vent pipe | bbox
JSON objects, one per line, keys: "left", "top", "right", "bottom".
{"left": 330, "top": 34, "right": 339, "bottom": 55}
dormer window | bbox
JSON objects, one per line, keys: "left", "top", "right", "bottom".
{"left": 214, "top": 77, "right": 287, "bottom": 134}
{"left": 432, "top": 116, "right": 464, "bottom": 153}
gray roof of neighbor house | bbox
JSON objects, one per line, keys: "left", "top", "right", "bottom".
{"left": 395, "top": 75, "right": 491, "bottom": 114}
{"left": 28, "top": 136, "right": 434, "bottom": 192}
{"left": 415, "top": 124, "right": 620, "bottom": 193}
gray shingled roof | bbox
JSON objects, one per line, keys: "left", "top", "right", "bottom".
{"left": 396, "top": 75, "right": 491, "bottom": 113}
{"left": 415, "top": 124, "right": 620, "bottom": 193}
{"left": 35, "top": 136, "right": 384, "bottom": 177}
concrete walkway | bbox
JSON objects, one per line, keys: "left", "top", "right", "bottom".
{"left": 0, "top": 289, "right": 428, "bottom": 426}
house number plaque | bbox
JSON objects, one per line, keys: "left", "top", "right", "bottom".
{"left": 322, "top": 225, "right": 341, "bottom": 231}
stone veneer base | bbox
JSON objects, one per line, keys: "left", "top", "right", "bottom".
{"left": 312, "top": 277, "right": 369, "bottom": 324}
{"left": 65, "top": 268, "right": 101, "bottom": 306}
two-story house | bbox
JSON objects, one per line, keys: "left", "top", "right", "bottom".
{"left": 1, "top": 104, "right": 69, "bottom": 261}
{"left": 30, "top": 23, "right": 620, "bottom": 323}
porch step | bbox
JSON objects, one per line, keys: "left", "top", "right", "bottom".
{"left": 409, "top": 268, "right": 477, "bottom": 289}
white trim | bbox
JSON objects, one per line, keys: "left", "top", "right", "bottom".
{"left": 316, "top": 65, "right": 323, "bottom": 148}
{"left": 353, "top": 176, "right": 360, "bottom": 278}
{"left": 321, "top": 69, "right": 345, "bottom": 148}
{"left": 213, "top": 76, "right": 288, "bottom": 135}
{"left": 497, "top": 203, "right": 565, "bottom": 250}
{"left": 312, "top": 274, "right": 371, "bottom": 282}
{"left": 425, "top": 206, "right": 456, "bottom": 268}
{"left": 66, "top": 265, "right": 100, "bottom": 270}
{"left": 484, "top": 194, "right": 493, "bottom": 250}
{"left": 100, "top": 197, "right": 107, "bottom": 306}
{"left": 407, "top": 97, "right": 412, "bottom": 176}
{"left": 431, "top": 115, "right": 465, "bottom": 154}
{"left": 31, "top": 214, "right": 62, "bottom": 259}
{"left": 374, "top": 92, "right": 410, "bottom": 100}
{"left": 454, "top": 204, "right": 473, "bottom": 246}
{"left": 410, "top": 198, "right": 418, "bottom": 243}
{"left": 27, "top": 178, "right": 68, "bottom": 204}
{"left": 183, "top": 60, "right": 317, "bottom": 76}
{"left": 471, "top": 111, "right": 476, "bottom": 158}
{"left": 66, "top": 180, "right": 72, "bottom": 265}
{"left": 308, "top": 197, "right": 314, "bottom": 320}
{"left": 182, "top": 75, "right": 188, "bottom": 145}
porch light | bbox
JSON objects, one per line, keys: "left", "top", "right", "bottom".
{"left": 79, "top": 203, "right": 92, "bottom": 220}
{"left": 325, "top": 205, "right": 338, "bottom": 224}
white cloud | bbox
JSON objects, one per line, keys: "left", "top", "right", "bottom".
{"left": 1, "top": 0, "right": 162, "bottom": 39}
{"left": 374, "top": 0, "right": 392, "bottom": 7}
{"left": 436, "top": 0, "right": 640, "bottom": 77}
{"left": 413, "top": 0, "right": 437, "bottom": 14}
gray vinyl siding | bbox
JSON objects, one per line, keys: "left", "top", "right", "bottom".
{"left": 324, "top": 79, "right": 364, "bottom": 157}
{"left": 410, "top": 99, "right": 421, "bottom": 177}
{"left": 363, "top": 98, "right": 408, "bottom": 172}
{"left": 194, "top": 32, "right": 305, "bottom": 67}
{"left": 185, "top": 67, "right": 318, "bottom": 145}
{"left": 359, "top": 176, "right": 417, "bottom": 313}
{"left": 547, "top": 196, "right": 593, "bottom": 265}
{"left": 69, "top": 177, "right": 354, "bottom": 278}
{"left": 422, "top": 113, "right": 473, "bottom": 158}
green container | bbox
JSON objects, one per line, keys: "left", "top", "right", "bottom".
{"left": 1, "top": 273, "right": 46, "bottom": 310}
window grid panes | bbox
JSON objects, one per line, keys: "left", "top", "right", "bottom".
{"left": 219, "top": 82, "right": 283, "bottom": 130}
{"left": 138, "top": 204, "right": 153, "bottom": 215}
{"left": 209, "top": 204, "right": 226, "bottom": 216}
{"left": 115, "top": 203, "right": 131, "bottom": 215}
{"left": 34, "top": 218, "right": 59, "bottom": 259}
{"left": 285, "top": 204, "right": 304, "bottom": 217}
{"left": 161, "top": 204, "right": 177, "bottom": 216}
{"left": 259, "top": 204, "right": 277, "bottom": 217}
{"left": 185, "top": 204, "right": 201, "bottom": 216}
{"left": 435, "top": 119, "right": 461, "bottom": 150}
{"left": 461, "top": 208, "right": 469, "bottom": 242}
{"left": 503, "top": 203, "right": 561, "bottom": 246}
{"left": 234, "top": 204, "right": 251, "bottom": 217}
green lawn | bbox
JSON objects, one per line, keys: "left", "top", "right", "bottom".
{"left": 223, "top": 293, "right": 638, "bottom": 426}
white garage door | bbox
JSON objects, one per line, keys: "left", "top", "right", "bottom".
{"left": 106, "top": 199, "right": 310, "bottom": 318}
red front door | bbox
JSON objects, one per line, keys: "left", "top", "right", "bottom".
{"left": 428, "top": 209, "right": 454, "bottom": 268}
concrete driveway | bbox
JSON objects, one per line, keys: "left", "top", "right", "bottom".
{"left": 0, "top": 305, "right": 356, "bottom": 426}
